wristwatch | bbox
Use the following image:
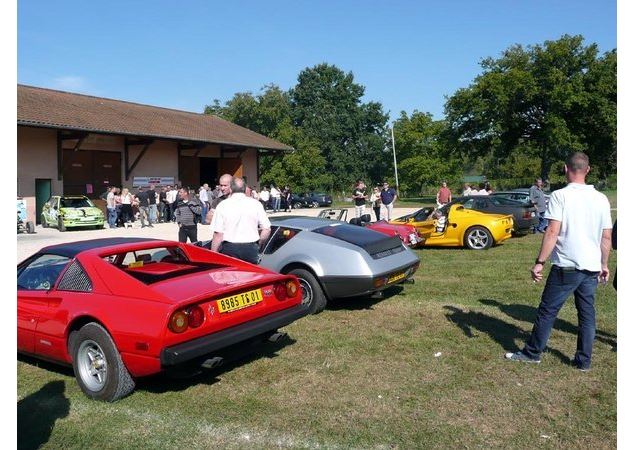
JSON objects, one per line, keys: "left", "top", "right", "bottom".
{"left": 535, "top": 258, "right": 546, "bottom": 265}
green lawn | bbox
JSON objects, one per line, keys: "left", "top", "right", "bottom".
{"left": 18, "top": 233, "right": 617, "bottom": 449}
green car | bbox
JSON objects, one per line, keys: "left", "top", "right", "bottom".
{"left": 41, "top": 195, "right": 105, "bottom": 231}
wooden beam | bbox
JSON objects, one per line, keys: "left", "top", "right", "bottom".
{"left": 72, "top": 134, "right": 88, "bottom": 151}
{"left": 124, "top": 138, "right": 154, "bottom": 180}
{"left": 59, "top": 131, "right": 89, "bottom": 141}
{"left": 57, "top": 131, "right": 63, "bottom": 181}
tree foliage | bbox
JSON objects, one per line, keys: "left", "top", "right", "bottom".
{"left": 393, "top": 111, "right": 462, "bottom": 195}
{"left": 443, "top": 35, "right": 616, "bottom": 180}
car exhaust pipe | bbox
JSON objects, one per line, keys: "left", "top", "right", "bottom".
{"left": 268, "top": 331, "right": 288, "bottom": 343}
{"left": 201, "top": 356, "right": 224, "bottom": 370}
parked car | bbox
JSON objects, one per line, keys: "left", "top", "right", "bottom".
{"left": 291, "top": 192, "right": 333, "bottom": 208}
{"left": 445, "top": 195, "right": 538, "bottom": 234}
{"left": 41, "top": 195, "right": 105, "bottom": 231}
{"left": 197, "top": 216, "right": 420, "bottom": 314}
{"left": 490, "top": 188, "right": 550, "bottom": 207}
{"left": 17, "top": 237, "right": 308, "bottom": 401}
{"left": 317, "top": 208, "right": 423, "bottom": 248}
{"left": 390, "top": 203, "right": 513, "bottom": 250}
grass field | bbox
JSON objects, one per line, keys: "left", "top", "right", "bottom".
{"left": 17, "top": 229, "right": 617, "bottom": 449}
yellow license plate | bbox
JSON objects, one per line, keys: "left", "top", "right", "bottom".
{"left": 217, "top": 288, "right": 264, "bottom": 313}
{"left": 388, "top": 272, "right": 406, "bottom": 284}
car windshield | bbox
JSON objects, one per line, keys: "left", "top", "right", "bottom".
{"left": 61, "top": 198, "right": 94, "bottom": 208}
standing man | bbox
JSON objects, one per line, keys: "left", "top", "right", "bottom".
{"left": 147, "top": 184, "right": 158, "bottom": 225}
{"left": 529, "top": 177, "right": 547, "bottom": 233}
{"left": 199, "top": 183, "right": 210, "bottom": 224}
{"left": 210, "top": 177, "right": 271, "bottom": 264}
{"left": 270, "top": 184, "right": 281, "bottom": 213}
{"left": 352, "top": 180, "right": 367, "bottom": 219}
{"left": 259, "top": 186, "right": 270, "bottom": 210}
{"left": 206, "top": 174, "right": 232, "bottom": 224}
{"left": 436, "top": 181, "right": 452, "bottom": 207}
{"left": 106, "top": 186, "right": 117, "bottom": 229}
{"left": 136, "top": 187, "right": 153, "bottom": 228}
{"left": 380, "top": 181, "right": 397, "bottom": 221}
{"left": 505, "top": 152, "right": 612, "bottom": 371}
{"left": 174, "top": 187, "right": 202, "bottom": 243}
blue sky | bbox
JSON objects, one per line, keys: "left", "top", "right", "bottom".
{"left": 18, "top": 1, "right": 617, "bottom": 122}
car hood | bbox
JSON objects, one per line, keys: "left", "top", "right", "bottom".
{"left": 149, "top": 267, "right": 281, "bottom": 304}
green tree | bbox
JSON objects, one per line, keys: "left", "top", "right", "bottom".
{"left": 290, "top": 63, "right": 390, "bottom": 190}
{"left": 392, "top": 111, "right": 462, "bottom": 195}
{"left": 444, "top": 35, "right": 616, "bottom": 180}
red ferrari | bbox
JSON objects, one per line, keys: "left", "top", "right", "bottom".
{"left": 17, "top": 238, "right": 308, "bottom": 401}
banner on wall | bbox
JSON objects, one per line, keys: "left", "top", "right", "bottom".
{"left": 132, "top": 177, "right": 175, "bottom": 187}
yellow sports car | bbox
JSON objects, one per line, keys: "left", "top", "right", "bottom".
{"left": 390, "top": 204, "right": 513, "bottom": 250}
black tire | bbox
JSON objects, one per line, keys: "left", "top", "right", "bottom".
{"left": 288, "top": 268, "right": 327, "bottom": 314}
{"left": 464, "top": 226, "right": 493, "bottom": 250}
{"left": 311, "top": 201, "right": 319, "bottom": 208}
{"left": 26, "top": 221, "right": 35, "bottom": 234}
{"left": 58, "top": 217, "right": 66, "bottom": 232}
{"left": 70, "top": 323, "right": 135, "bottom": 402}
{"left": 293, "top": 202, "right": 303, "bottom": 209}
{"left": 41, "top": 215, "right": 48, "bottom": 228}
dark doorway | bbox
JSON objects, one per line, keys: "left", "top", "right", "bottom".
{"left": 35, "top": 179, "right": 51, "bottom": 224}
{"left": 62, "top": 150, "right": 121, "bottom": 198}
{"left": 200, "top": 157, "right": 218, "bottom": 186}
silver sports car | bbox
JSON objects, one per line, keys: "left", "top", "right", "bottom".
{"left": 196, "top": 216, "right": 420, "bottom": 314}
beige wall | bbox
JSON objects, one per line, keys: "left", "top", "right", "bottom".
{"left": 242, "top": 148, "right": 259, "bottom": 189}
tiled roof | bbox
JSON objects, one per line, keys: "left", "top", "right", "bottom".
{"left": 17, "top": 85, "right": 293, "bottom": 151}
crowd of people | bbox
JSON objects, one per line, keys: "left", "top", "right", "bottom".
{"left": 351, "top": 180, "right": 398, "bottom": 221}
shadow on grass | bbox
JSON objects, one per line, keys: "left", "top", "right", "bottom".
{"left": 479, "top": 298, "right": 617, "bottom": 351}
{"left": 326, "top": 285, "right": 405, "bottom": 312}
{"left": 137, "top": 335, "right": 297, "bottom": 394}
{"left": 18, "top": 380, "right": 70, "bottom": 450}
{"left": 18, "top": 354, "right": 74, "bottom": 377}
{"left": 443, "top": 305, "right": 572, "bottom": 365}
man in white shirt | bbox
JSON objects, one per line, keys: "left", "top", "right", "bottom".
{"left": 270, "top": 184, "right": 281, "bottom": 213}
{"left": 199, "top": 183, "right": 210, "bottom": 224}
{"left": 259, "top": 186, "right": 270, "bottom": 210}
{"left": 210, "top": 177, "right": 271, "bottom": 264}
{"left": 506, "top": 152, "right": 612, "bottom": 370}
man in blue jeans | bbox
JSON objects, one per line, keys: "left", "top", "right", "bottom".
{"left": 529, "top": 177, "right": 547, "bottom": 233}
{"left": 505, "top": 152, "right": 612, "bottom": 371}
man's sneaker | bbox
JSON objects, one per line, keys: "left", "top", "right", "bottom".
{"left": 504, "top": 351, "right": 541, "bottom": 363}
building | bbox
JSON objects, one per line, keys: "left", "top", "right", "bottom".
{"left": 17, "top": 85, "right": 292, "bottom": 223}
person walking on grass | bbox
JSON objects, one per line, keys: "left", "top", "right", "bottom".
{"left": 505, "top": 152, "right": 612, "bottom": 371}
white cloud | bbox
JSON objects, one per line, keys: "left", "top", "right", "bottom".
{"left": 51, "top": 75, "right": 91, "bottom": 93}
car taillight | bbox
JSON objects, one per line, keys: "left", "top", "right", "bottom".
{"left": 188, "top": 305, "right": 205, "bottom": 328}
{"left": 169, "top": 306, "right": 205, "bottom": 333}
{"left": 274, "top": 282, "right": 287, "bottom": 301}
{"left": 169, "top": 310, "right": 189, "bottom": 333}
{"left": 373, "top": 277, "right": 388, "bottom": 288}
{"left": 286, "top": 280, "right": 298, "bottom": 297}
